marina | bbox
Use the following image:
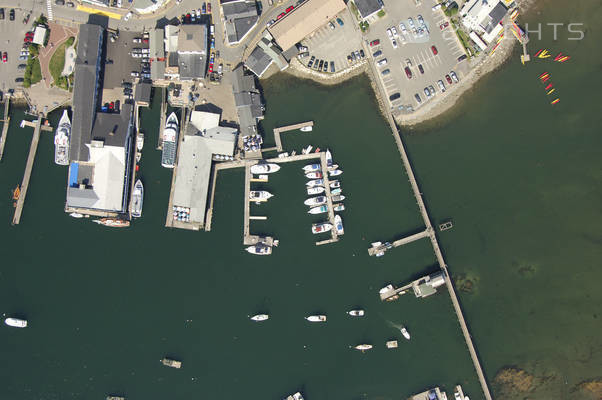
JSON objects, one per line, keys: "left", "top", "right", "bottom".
{"left": 273, "top": 121, "right": 314, "bottom": 152}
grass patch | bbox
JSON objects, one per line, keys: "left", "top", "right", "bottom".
{"left": 451, "top": 19, "right": 473, "bottom": 58}
{"left": 349, "top": 0, "right": 361, "bottom": 21}
{"left": 65, "top": 36, "right": 75, "bottom": 47}
{"left": 30, "top": 59, "right": 42, "bottom": 85}
{"left": 49, "top": 42, "right": 67, "bottom": 83}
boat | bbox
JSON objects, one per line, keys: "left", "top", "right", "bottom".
{"left": 305, "top": 315, "right": 326, "bottom": 322}
{"left": 401, "top": 326, "right": 411, "bottom": 340}
{"left": 311, "top": 222, "right": 332, "bottom": 234}
{"left": 302, "top": 163, "right": 321, "bottom": 172}
{"left": 136, "top": 132, "right": 144, "bottom": 151}
{"left": 331, "top": 194, "right": 345, "bottom": 202}
{"left": 328, "top": 169, "right": 343, "bottom": 177}
{"left": 302, "top": 145, "right": 313, "bottom": 154}
{"left": 379, "top": 284, "right": 394, "bottom": 294}
{"left": 12, "top": 185, "right": 20, "bottom": 200}
{"left": 304, "top": 196, "right": 327, "bottom": 207}
{"left": 325, "top": 149, "right": 333, "bottom": 166}
{"left": 334, "top": 215, "right": 344, "bottom": 235}
{"left": 135, "top": 152, "right": 141, "bottom": 163}
{"left": 249, "top": 191, "right": 273, "bottom": 201}
{"left": 327, "top": 163, "right": 339, "bottom": 170}
{"left": 278, "top": 152, "right": 289, "bottom": 158}
{"left": 333, "top": 203, "right": 345, "bottom": 212}
{"left": 386, "top": 340, "right": 398, "bottom": 348}
{"left": 54, "top": 109, "right": 71, "bottom": 165}
{"left": 307, "top": 186, "right": 325, "bottom": 195}
{"left": 329, "top": 180, "right": 340, "bottom": 188}
{"left": 347, "top": 309, "right": 364, "bottom": 317}
{"left": 246, "top": 244, "right": 272, "bottom": 255}
{"left": 300, "top": 125, "right": 313, "bottom": 132}
{"left": 385, "top": 294, "right": 399, "bottom": 301}
{"left": 4, "top": 317, "right": 27, "bottom": 328}
{"left": 69, "top": 212, "right": 84, "bottom": 218}
{"left": 305, "top": 171, "right": 323, "bottom": 179}
{"left": 161, "top": 112, "right": 179, "bottom": 168}
{"left": 131, "top": 179, "right": 144, "bottom": 218}
{"left": 93, "top": 218, "right": 130, "bottom": 227}
{"left": 306, "top": 178, "right": 324, "bottom": 187}
{"left": 330, "top": 188, "right": 342, "bottom": 195}
{"left": 292, "top": 392, "right": 305, "bottom": 400}
{"left": 161, "top": 357, "right": 182, "bottom": 369}
{"left": 250, "top": 163, "right": 281, "bottom": 174}
{"left": 250, "top": 314, "right": 269, "bottom": 321}
{"left": 307, "top": 205, "right": 328, "bottom": 215}
{"left": 106, "top": 396, "right": 125, "bottom": 400}
{"left": 354, "top": 344, "right": 372, "bottom": 352}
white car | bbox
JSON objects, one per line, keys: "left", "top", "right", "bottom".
{"left": 131, "top": 71, "right": 140, "bottom": 77}
{"left": 124, "top": 11, "right": 132, "bottom": 21}
{"left": 437, "top": 79, "right": 446, "bottom": 92}
{"left": 417, "top": 15, "right": 425, "bottom": 26}
{"left": 399, "top": 22, "right": 407, "bottom": 35}
{"left": 386, "top": 28, "right": 393, "bottom": 39}
{"left": 132, "top": 37, "right": 142, "bottom": 43}
{"left": 377, "top": 58, "right": 387, "bottom": 67}
{"left": 408, "top": 18, "right": 415, "bottom": 29}
{"left": 391, "top": 26, "right": 398, "bottom": 37}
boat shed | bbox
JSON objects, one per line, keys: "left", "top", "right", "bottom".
{"left": 134, "top": 82, "right": 152, "bottom": 106}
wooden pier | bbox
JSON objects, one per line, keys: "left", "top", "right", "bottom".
{"left": 368, "top": 228, "right": 430, "bottom": 256}
{"left": 0, "top": 97, "right": 10, "bottom": 161}
{"left": 157, "top": 87, "right": 167, "bottom": 150}
{"left": 273, "top": 121, "right": 314, "bottom": 152}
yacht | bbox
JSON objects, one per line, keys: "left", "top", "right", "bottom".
{"left": 308, "top": 205, "right": 328, "bottom": 214}
{"left": 304, "top": 196, "right": 327, "bottom": 207}
{"left": 379, "top": 284, "right": 394, "bottom": 294}
{"left": 334, "top": 215, "right": 344, "bottom": 235}
{"left": 333, "top": 203, "right": 345, "bottom": 212}
{"left": 325, "top": 149, "right": 333, "bottom": 166}
{"left": 277, "top": 152, "right": 289, "bottom": 158}
{"left": 307, "top": 186, "right": 325, "bottom": 195}
{"left": 54, "top": 109, "right": 71, "bottom": 166}
{"left": 250, "top": 163, "right": 281, "bottom": 174}
{"left": 249, "top": 191, "right": 273, "bottom": 201}
{"left": 305, "top": 171, "right": 323, "bottom": 179}
{"left": 347, "top": 309, "right": 364, "bottom": 317}
{"left": 161, "top": 112, "right": 179, "bottom": 168}
{"left": 311, "top": 222, "right": 333, "bottom": 234}
{"left": 330, "top": 188, "right": 342, "bottom": 196}
{"left": 327, "top": 163, "right": 339, "bottom": 171}
{"left": 4, "top": 317, "right": 27, "bottom": 328}
{"left": 331, "top": 194, "right": 345, "bottom": 202}
{"left": 329, "top": 180, "right": 340, "bottom": 188}
{"left": 401, "top": 326, "right": 411, "bottom": 340}
{"left": 161, "top": 357, "right": 182, "bottom": 369}
{"left": 250, "top": 314, "right": 269, "bottom": 321}
{"left": 136, "top": 132, "right": 144, "bottom": 151}
{"left": 354, "top": 344, "right": 373, "bottom": 352}
{"left": 131, "top": 179, "right": 143, "bottom": 218}
{"left": 305, "top": 315, "right": 326, "bottom": 322}
{"left": 93, "top": 218, "right": 130, "bottom": 228}
{"left": 302, "top": 163, "right": 321, "bottom": 172}
{"left": 300, "top": 125, "right": 313, "bottom": 132}
{"left": 306, "top": 178, "right": 324, "bottom": 187}
{"left": 246, "top": 244, "right": 272, "bottom": 255}
{"left": 328, "top": 169, "right": 343, "bottom": 177}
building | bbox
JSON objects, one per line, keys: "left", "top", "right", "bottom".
{"left": 244, "top": 34, "right": 288, "bottom": 78}
{"left": 460, "top": 0, "right": 508, "bottom": 45}
{"left": 221, "top": 0, "right": 259, "bottom": 45}
{"left": 177, "top": 24, "right": 208, "bottom": 80}
{"left": 32, "top": 26, "right": 47, "bottom": 46}
{"left": 134, "top": 82, "right": 152, "bottom": 106}
{"left": 231, "top": 65, "right": 264, "bottom": 136}
{"left": 149, "top": 28, "right": 166, "bottom": 81}
{"left": 352, "top": 0, "right": 384, "bottom": 21}
{"left": 413, "top": 271, "right": 446, "bottom": 298}
{"left": 268, "top": 0, "right": 347, "bottom": 51}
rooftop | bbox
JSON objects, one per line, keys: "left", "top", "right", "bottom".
{"left": 353, "top": 0, "right": 383, "bottom": 19}
{"left": 177, "top": 24, "right": 208, "bottom": 54}
{"left": 244, "top": 45, "right": 273, "bottom": 78}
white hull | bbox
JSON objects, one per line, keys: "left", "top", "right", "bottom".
{"left": 300, "top": 126, "right": 312, "bottom": 132}
{"left": 70, "top": 212, "right": 84, "bottom": 218}
{"left": 306, "top": 178, "right": 324, "bottom": 187}
{"left": 331, "top": 194, "right": 345, "bottom": 202}
{"left": 401, "top": 327, "right": 411, "bottom": 340}
{"left": 327, "top": 163, "right": 339, "bottom": 171}
{"left": 308, "top": 205, "right": 328, "bottom": 214}
{"left": 161, "top": 112, "right": 179, "bottom": 168}
{"left": 304, "top": 196, "right": 327, "bottom": 207}
{"left": 354, "top": 344, "right": 372, "bottom": 351}
{"left": 54, "top": 110, "right": 71, "bottom": 166}
{"left": 305, "top": 171, "right": 322, "bottom": 179}
{"left": 333, "top": 203, "right": 345, "bottom": 212}
{"left": 312, "top": 222, "right": 333, "bottom": 234}
{"left": 131, "top": 179, "right": 144, "bottom": 218}
{"left": 302, "top": 145, "right": 313, "bottom": 154}
{"left": 305, "top": 315, "right": 326, "bottom": 322}
{"left": 331, "top": 188, "right": 342, "bottom": 195}
{"left": 334, "top": 215, "right": 344, "bottom": 235}
{"left": 250, "top": 314, "right": 269, "bottom": 321}
{"left": 302, "top": 163, "right": 321, "bottom": 172}
{"left": 325, "top": 149, "right": 333, "bottom": 166}
{"left": 249, "top": 191, "right": 273, "bottom": 201}
{"left": 246, "top": 245, "right": 272, "bottom": 255}
{"left": 5, "top": 318, "right": 27, "bottom": 328}
{"left": 307, "top": 186, "right": 325, "bottom": 195}
{"left": 379, "top": 284, "right": 394, "bottom": 294}
{"left": 136, "top": 132, "right": 144, "bottom": 151}
{"left": 329, "top": 180, "right": 340, "bottom": 188}
{"left": 250, "top": 163, "right": 280, "bottom": 174}
{"left": 328, "top": 169, "right": 343, "bottom": 177}
{"left": 348, "top": 309, "right": 364, "bottom": 317}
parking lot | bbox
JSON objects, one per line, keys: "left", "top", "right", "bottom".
{"left": 365, "top": 0, "right": 469, "bottom": 112}
{"left": 297, "top": 8, "right": 362, "bottom": 74}
{"left": 0, "top": 8, "right": 34, "bottom": 94}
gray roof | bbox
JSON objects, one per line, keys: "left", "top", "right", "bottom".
{"left": 225, "top": 15, "right": 259, "bottom": 44}
{"left": 150, "top": 28, "right": 165, "bottom": 58}
{"left": 282, "top": 45, "right": 299, "bottom": 61}
{"left": 66, "top": 185, "right": 100, "bottom": 209}
{"left": 178, "top": 53, "right": 207, "bottom": 79}
{"left": 232, "top": 66, "right": 256, "bottom": 92}
{"left": 151, "top": 61, "right": 166, "bottom": 80}
{"left": 90, "top": 103, "right": 134, "bottom": 148}
{"left": 222, "top": 0, "right": 258, "bottom": 19}
{"left": 244, "top": 45, "right": 273, "bottom": 77}
{"left": 483, "top": 2, "right": 508, "bottom": 33}
{"left": 354, "top": 0, "right": 383, "bottom": 19}
{"left": 135, "top": 82, "right": 152, "bottom": 104}
{"left": 70, "top": 23, "right": 104, "bottom": 162}
{"left": 231, "top": 65, "right": 264, "bottom": 134}
{"left": 168, "top": 52, "right": 178, "bottom": 67}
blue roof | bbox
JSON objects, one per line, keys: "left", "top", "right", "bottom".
{"left": 68, "top": 162, "right": 79, "bottom": 187}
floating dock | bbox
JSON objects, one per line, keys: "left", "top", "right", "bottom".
{"left": 273, "top": 121, "right": 314, "bottom": 152}
{"left": 368, "top": 228, "right": 430, "bottom": 256}
{"left": 379, "top": 271, "right": 447, "bottom": 301}
{"left": 410, "top": 387, "right": 446, "bottom": 400}
{"left": 0, "top": 97, "right": 11, "bottom": 161}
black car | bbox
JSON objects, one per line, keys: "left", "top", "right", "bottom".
{"left": 9, "top": 8, "right": 15, "bottom": 20}
{"left": 457, "top": 54, "right": 468, "bottom": 62}
{"left": 418, "top": 64, "right": 424, "bottom": 74}
{"left": 330, "top": 61, "right": 335, "bottom": 73}
{"left": 322, "top": 61, "right": 328, "bottom": 72}
{"left": 15, "top": 77, "right": 24, "bottom": 83}
{"left": 317, "top": 60, "right": 323, "bottom": 70}
{"left": 389, "top": 92, "right": 400, "bottom": 101}
{"left": 123, "top": 88, "right": 133, "bottom": 95}
{"left": 0, "top": 8, "right": 5, "bottom": 19}
{"left": 414, "top": 93, "right": 422, "bottom": 103}
{"left": 359, "top": 49, "right": 365, "bottom": 58}
{"left": 307, "top": 55, "right": 315, "bottom": 68}
{"left": 373, "top": 50, "right": 382, "bottom": 58}
{"left": 122, "top": 82, "right": 132, "bottom": 88}
{"left": 17, "top": 64, "right": 26, "bottom": 70}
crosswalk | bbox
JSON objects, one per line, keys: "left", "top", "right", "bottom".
{"left": 46, "top": 0, "right": 54, "bottom": 21}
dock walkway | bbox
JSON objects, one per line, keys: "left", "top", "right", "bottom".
{"left": 0, "top": 97, "right": 10, "bottom": 161}
{"left": 12, "top": 118, "right": 43, "bottom": 225}
{"left": 368, "top": 229, "right": 430, "bottom": 256}
{"left": 273, "top": 121, "right": 313, "bottom": 152}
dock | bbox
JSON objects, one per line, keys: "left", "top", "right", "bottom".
{"left": 0, "top": 96, "right": 10, "bottom": 161}
{"left": 368, "top": 228, "right": 430, "bottom": 256}
{"left": 315, "top": 151, "right": 338, "bottom": 246}
{"left": 242, "top": 162, "right": 276, "bottom": 246}
{"left": 157, "top": 87, "right": 167, "bottom": 150}
{"left": 379, "top": 271, "right": 446, "bottom": 301}
{"left": 273, "top": 121, "right": 313, "bottom": 152}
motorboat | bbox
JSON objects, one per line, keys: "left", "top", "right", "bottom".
{"left": 302, "top": 163, "right": 321, "bottom": 172}
{"left": 330, "top": 188, "right": 342, "bottom": 195}
{"left": 386, "top": 340, "right": 398, "bottom": 348}
{"left": 329, "top": 180, "right": 340, "bottom": 188}
{"left": 354, "top": 344, "right": 373, "bottom": 352}
{"left": 277, "top": 152, "right": 289, "bottom": 158}
{"left": 305, "top": 171, "right": 323, "bottom": 179}
{"left": 327, "top": 163, "right": 339, "bottom": 170}
{"left": 333, "top": 203, "right": 345, "bottom": 212}
{"left": 305, "top": 315, "right": 326, "bottom": 322}
{"left": 106, "top": 396, "right": 125, "bottom": 400}
{"left": 136, "top": 132, "right": 144, "bottom": 151}
{"left": 311, "top": 222, "right": 333, "bottom": 234}
{"left": 4, "top": 317, "right": 27, "bottom": 328}
{"left": 379, "top": 284, "right": 394, "bottom": 294}
{"left": 161, "top": 358, "right": 182, "bottom": 369}
{"left": 308, "top": 205, "right": 328, "bottom": 214}
{"left": 328, "top": 169, "right": 343, "bottom": 177}
{"left": 307, "top": 186, "right": 325, "bottom": 195}
{"left": 246, "top": 244, "right": 272, "bottom": 255}
{"left": 401, "top": 326, "right": 411, "bottom": 340}
{"left": 331, "top": 194, "right": 345, "bottom": 202}
{"left": 250, "top": 314, "right": 269, "bottom": 321}
{"left": 304, "top": 196, "right": 327, "bottom": 207}
{"left": 347, "top": 309, "right": 364, "bottom": 317}
{"left": 251, "top": 163, "right": 281, "bottom": 174}
{"left": 302, "top": 145, "right": 313, "bottom": 154}
{"left": 69, "top": 212, "right": 84, "bottom": 218}
{"left": 93, "top": 218, "right": 130, "bottom": 228}
{"left": 249, "top": 191, "right": 273, "bottom": 201}
{"left": 334, "top": 215, "right": 344, "bottom": 235}
{"left": 306, "top": 178, "right": 324, "bottom": 187}
{"left": 325, "top": 149, "right": 333, "bottom": 166}
{"left": 292, "top": 392, "right": 305, "bottom": 400}
{"left": 131, "top": 179, "right": 143, "bottom": 218}
{"left": 161, "top": 112, "right": 179, "bottom": 168}
{"left": 300, "top": 125, "right": 313, "bottom": 132}
{"left": 54, "top": 109, "right": 71, "bottom": 165}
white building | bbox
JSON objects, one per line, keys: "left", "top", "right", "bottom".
{"left": 460, "top": 0, "right": 508, "bottom": 45}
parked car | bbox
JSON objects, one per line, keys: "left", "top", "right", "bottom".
{"left": 417, "top": 15, "right": 424, "bottom": 26}
{"left": 67, "top": 1, "right": 75, "bottom": 7}
{"left": 18, "top": 63, "right": 26, "bottom": 70}
{"left": 431, "top": 45, "right": 438, "bottom": 55}
{"left": 437, "top": 79, "right": 446, "bottom": 92}
{"left": 373, "top": 50, "right": 382, "bottom": 57}
{"left": 336, "top": 17, "right": 344, "bottom": 26}
{"left": 322, "top": 61, "right": 328, "bottom": 72}
{"left": 277, "top": 12, "right": 285, "bottom": 20}
{"left": 418, "top": 64, "right": 424, "bottom": 74}
{"left": 404, "top": 66, "right": 412, "bottom": 79}
{"left": 424, "top": 87, "right": 431, "bottom": 98}
{"left": 133, "top": 37, "right": 142, "bottom": 43}
{"left": 55, "top": 0, "right": 65, "bottom": 5}
{"left": 308, "top": 55, "right": 315, "bottom": 68}
{"left": 207, "top": 2, "right": 211, "bottom": 13}
{"left": 16, "top": 77, "right": 24, "bottom": 83}
{"left": 406, "top": 58, "right": 412, "bottom": 67}
{"left": 19, "top": 55, "right": 28, "bottom": 60}
{"left": 318, "top": 60, "right": 324, "bottom": 70}
{"left": 369, "top": 39, "right": 380, "bottom": 47}
{"left": 10, "top": 9, "right": 15, "bottom": 21}
{"left": 389, "top": 92, "right": 401, "bottom": 101}
{"left": 131, "top": 71, "right": 140, "bottom": 77}
{"left": 440, "top": 21, "right": 449, "bottom": 30}
{"left": 286, "top": 5, "right": 294, "bottom": 12}
{"left": 457, "top": 54, "right": 468, "bottom": 62}
{"left": 346, "top": 55, "right": 352, "bottom": 64}
{"left": 2, "top": 52, "right": 7, "bottom": 63}
{"left": 391, "top": 39, "right": 398, "bottom": 49}
{"left": 381, "top": 69, "right": 390, "bottom": 76}
{"left": 354, "top": 50, "right": 360, "bottom": 60}
{"left": 24, "top": 37, "right": 33, "bottom": 43}
{"left": 359, "top": 49, "right": 365, "bottom": 58}
{"left": 122, "top": 82, "right": 132, "bottom": 88}
{"left": 328, "top": 21, "right": 335, "bottom": 30}
{"left": 450, "top": 70, "right": 459, "bottom": 83}
{"left": 414, "top": 93, "right": 422, "bottom": 103}
{"left": 124, "top": 11, "right": 132, "bottom": 21}
{"left": 25, "top": 31, "right": 34, "bottom": 37}
{"left": 329, "top": 61, "right": 335, "bottom": 73}
{"left": 386, "top": 29, "right": 393, "bottom": 39}
{"left": 377, "top": 58, "right": 387, "bottom": 67}
{"left": 297, "top": 51, "right": 309, "bottom": 58}
{"left": 429, "top": 85, "right": 435, "bottom": 96}
{"left": 0, "top": 8, "right": 4, "bottom": 20}
{"left": 445, "top": 74, "right": 452, "bottom": 84}
{"left": 399, "top": 22, "right": 407, "bottom": 35}
{"left": 391, "top": 26, "right": 398, "bottom": 37}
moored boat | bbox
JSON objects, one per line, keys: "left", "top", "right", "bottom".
{"left": 93, "top": 218, "right": 130, "bottom": 228}
{"left": 300, "top": 125, "right": 312, "bottom": 132}
{"left": 379, "top": 284, "right": 394, "bottom": 294}
{"left": 307, "top": 186, "right": 325, "bottom": 195}
{"left": 304, "top": 196, "right": 327, "bottom": 207}
{"left": 354, "top": 344, "right": 372, "bottom": 352}
{"left": 386, "top": 340, "right": 398, "bottom": 348}
{"left": 136, "top": 132, "right": 144, "bottom": 151}
{"left": 250, "top": 314, "right": 269, "bottom": 321}
{"left": 249, "top": 191, "right": 273, "bottom": 201}
{"left": 327, "top": 163, "right": 339, "bottom": 171}
{"left": 305, "top": 315, "right": 326, "bottom": 322}
{"left": 161, "top": 112, "right": 179, "bottom": 168}
{"left": 246, "top": 244, "right": 272, "bottom": 255}
{"left": 330, "top": 188, "right": 342, "bottom": 195}
{"left": 54, "top": 109, "right": 71, "bottom": 166}
{"left": 401, "top": 326, "right": 411, "bottom": 340}
{"left": 334, "top": 214, "right": 344, "bottom": 235}
{"left": 325, "top": 149, "right": 333, "bottom": 166}
{"left": 305, "top": 171, "right": 323, "bottom": 179}
{"left": 250, "top": 163, "right": 281, "bottom": 174}
{"left": 311, "top": 222, "right": 332, "bottom": 234}
{"left": 302, "top": 145, "right": 313, "bottom": 154}
{"left": 161, "top": 357, "right": 182, "bottom": 369}
{"left": 302, "top": 163, "right": 321, "bottom": 172}
{"left": 333, "top": 203, "right": 345, "bottom": 212}
{"left": 131, "top": 179, "right": 143, "bottom": 218}
{"left": 347, "top": 309, "right": 364, "bottom": 317}
{"left": 329, "top": 180, "right": 340, "bottom": 188}
{"left": 69, "top": 212, "right": 84, "bottom": 218}
{"left": 328, "top": 169, "right": 343, "bottom": 177}
{"left": 306, "top": 178, "right": 324, "bottom": 187}
{"left": 4, "top": 317, "right": 27, "bottom": 328}
{"left": 307, "top": 205, "right": 328, "bottom": 214}
{"left": 331, "top": 194, "right": 345, "bottom": 202}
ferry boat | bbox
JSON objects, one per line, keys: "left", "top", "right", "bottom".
{"left": 4, "top": 317, "right": 27, "bottom": 328}
{"left": 106, "top": 396, "right": 125, "bottom": 400}
{"left": 304, "top": 196, "right": 327, "bottom": 207}
{"left": 246, "top": 244, "right": 272, "bottom": 255}
{"left": 69, "top": 212, "right": 84, "bottom": 218}
{"left": 325, "top": 149, "right": 333, "bottom": 166}
{"left": 93, "top": 218, "right": 130, "bottom": 228}
{"left": 334, "top": 215, "right": 344, "bottom": 235}
{"left": 306, "top": 178, "right": 324, "bottom": 187}
{"left": 331, "top": 194, "right": 345, "bottom": 202}
{"left": 386, "top": 340, "right": 398, "bottom": 348}
{"left": 249, "top": 191, "right": 273, "bottom": 201}
{"left": 302, "top": 163, "right": 321, "bottom": 172}
{"left": 250, "top": 314, "right": 269, "bottom": 321}
{"left": 250, "top": 163, "right": 281, "bottom": 174}
{"left": 307, "top": 186, "right": 325, "bottom": 195}
{"left": 136, "top": 132, "right": 144, "bottom": 151}
{"left": 330, "top": 188, "right": 342, "bottom": 196}
{"left": 161, "top": 357, "right": 182, "bottom": 369}
{"left": 308, "top": 205, "right": 328, "bottom": 214}
{"left": 400, "top": 326, "right": 411, "bottom": 340}
{"left": 329, "top": 180, "right": 340, "bottom": 188}
{"left": 333, "top": 203, "right": 345, "bottom": 212}
{"left": 300, "top": 125, "right": 312, "bottom": 132}
{"left": 305, "top": 171, "right": 322, "bottom": 179}
{"left": 354, "top": 344, "right": 372, "bottom": 352}
{"left": 54, "top": 109, "right": 71, "bottom": 166}
{"left": 311, "top": 222, "right": 332, "bottom": 234}
{"left": 305, "top": 315, "right": 326, "bottom": 322}
{"left": 328, "top": 169, "right": 343, "bottom": 177}
{"left": 131, "top": 179, "right": 144, "bottom": 218}
{"left": 161, "top": 112, "right": 179, "bottom": 168}
{"left": 347, "top": 309, "right": 364, "bottom": 317}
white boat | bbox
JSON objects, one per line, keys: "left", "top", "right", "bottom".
{"left": 311, "top": 222, "right": 332, "bottom": 234}
{"left": 329, "top": 180, "right": 340, "bottom": 188}
{"left": 305, "top": 171, "right": 322, "bottom": 179}
{"left": 131, "top": 179, "right": 144, "bottom": 218}
{"left": 386, "top": 340, "right": 398, "bottom": 348}
{"left": 106, "top": 396, "right": 125, "bottom": 400}
{"left": 334, "top": 214, "right": 344, "bottom": 235}
{"left": 5, "top": 318, "right": 27, "bottom": 328}
{"left": 307, "top": 186, "right": 325, "bottom": 195}
{"left": 250, "top": 163, "right": 281, "bottom": 174}
{"left": 304, "top": 196, "right": 327, "bottom": 207}
{"left": 331, "top": 194, "right": 345, "bottom": 202}
{"left": 277, "top": 152, "right": 289, "bottom": 158}
{"left": 354, "top": 344, "right": 372, "bottom": 352}
{"left": 333, "top": 203, "right": 345, "bottom": 212}
{"left": 347, "top": 309, "right": 364, "bottom": 317}
{"left": 54, "top": 109, "right": 71, "bottom": 165}
{"left": 93, "top": 218, "right": 130, "bottom": 227}
{"left": 246, "top": 244, "right": 272, "bottom": 255}
{"left": 161, "top": 112, "right": 179, "bottom": 168}
{"left": 300, "top": 125, "right": 313, "bottom": 132}
{"left": 325, "top": 149, "right": 333, "bottom": 166}
{"left": 302, "top": 163, "right": 321, "bottom": 172}
{"left": 135, "top": 152, "right": 141, "bottom": 163}
{"left": 292, "top": 392, "right": 305, "bottom": 400}
{"left": 136, "top": 132, "right": 144, "bottom": 151}
{"left": 302, "top": 145, "right": 313, "bottom": 154}
{"left": 69, "top": 212, "right": 84, "bottom": 218}
{"left": 327, "top": 163, "right": 339, "bottom": 170}
{"left": 250, "top": 314, "right": 269, "bottom": 321}
{"left": 328, "top": 169, "right": 343, "bottom": 176}
{"left": 305, "top": 315, "right": 326, "bottom": 322}
{"left": 379, "top": 284, "right": 394, "bottom": 294}
{"left": 306, "top": 178, "right": 324, "bottom": 187}
{"left": 401, "top": 326, "right": 411, "bottom": 340}
{"left": 330, "top": 188, "right": 342, "bottom": 195}
{"left": 249, "top": 191, "right": 273, "bottom": 201}
{"left": 308, "top": 205, "right": 328, "bottom": 214}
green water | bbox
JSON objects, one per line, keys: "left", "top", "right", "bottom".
{"left": 1, "top": 1, "right": 601, "bottom": 398}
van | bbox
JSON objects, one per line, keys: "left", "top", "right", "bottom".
{"left": 210, "top": 25, "right": 215, "bottom": 36}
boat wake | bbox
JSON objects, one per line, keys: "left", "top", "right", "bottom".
{"left": 386, "top": 320, "right": 403, "bottom": 331}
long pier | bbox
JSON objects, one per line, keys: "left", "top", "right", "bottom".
{"left": 273, "top": 121, "right": 314, "bottom": 152}
{"left": 157, "top": 87, "right": 167, "bottom": 150}
{"left": 0, "top": 97, "right": 10, "bottom": 161}
{"left": 368, "top": 228, "right": 430, "bottom": 256}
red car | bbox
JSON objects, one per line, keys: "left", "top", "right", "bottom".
{"left": 369, "top": 39, "right": 380, "bottom": 47}
{"left": 108, "top": 101, "right": 114, "bottom": 111}
{"left": 439, "top": 22, "right": 449, "bottom": 30}
{"left": 445, "top": 74, "right": 452, "bottom": 84}
{"left": 277, "top": 12, "right": 286, "bottom": 20}
{"left": 285, "top": 5, "right": 294, "bottom": 12}
{"left": 2, "top": 52, "right": 7, "bottom": 63}
{"left": 431, "top": 45, "right": 438, "bottom": 55}
{"left": 404, "top": 66, "right": 412, "bottom": 79}
{"left": 25, "top": 31, "right": 34, "bottom": 37}
{"left": 208, "top": 64, "right": 213, "bottom": 73}
{"left": 24, "top": 36, "right": 33, "bottom": 43}
{"left": 207, "top": 2, "right": 211, "bottom": 13}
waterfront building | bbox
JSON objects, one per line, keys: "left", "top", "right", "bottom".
{"left": 221, "top": 0, "right": 259, "bottom": 45}
{"left": 460, "top": 0, "right": 508, "bottom": 44}
{"left": 177, "top": 25, "right": 208, "bottom": 80}
{"left": 231, "top": 66, "right": 264, "bottom": 136}
{"left": 413, "top": 272, "right": 446, "bottom": 298}
{"left": 352, "top": 0, "right": 384, "bottom": 22}
{"left": 149, "top": 28, "right": 166, "bottom": 81}
{"left": 244, "top": 35, "right": 288, "bottom": 78}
